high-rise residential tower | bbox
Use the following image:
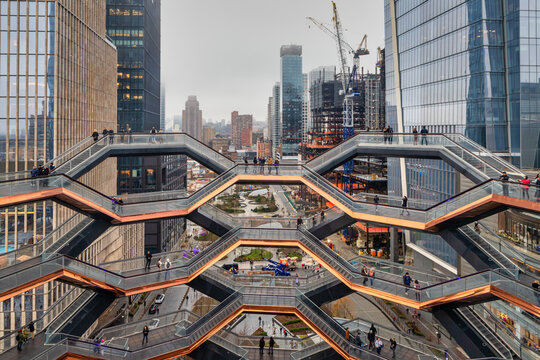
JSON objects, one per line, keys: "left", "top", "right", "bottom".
{"left": 182, "top": 96, "right": 203, "bottom": 141}
{"left": 280, "top": 45, "right": 303, "bottom": 156}
{"left": 270, "top": 83, "right": 281, "bottom": 157}
{"left": 231, "top": 111, "right": 253, "bottom": 148}
{"left": 0, "top": 0, "right": 143, "bottom": 335}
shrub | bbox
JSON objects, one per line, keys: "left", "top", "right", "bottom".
{"left": 282, "top": 319, "right": 302, "bottom": 325}
{"left": 290, "top": 327, "right": 310, "bottom": 332}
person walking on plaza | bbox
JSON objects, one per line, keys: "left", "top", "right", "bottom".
{"left": 259, "top": 336, "right": 265, "bottom": 355}
{"left": 403, "top": 272, "right": 412, "bottom": 295}
{"left": 28, "top": 321, "right": 35, "bottom": 340}
{"left": 142, "top": 325, "right": 149, "bottom": 345}
{"left": 320, "top": 210, "right": 325, "bottom": 223}
{"left": 165, "top": 258, "right": 171, "bottom": 280}
{"left": 420, "top": 126, "right": 429, "bottom": 145}
{"left": 375, "top": 337, "right": 384, "bottom": 354}
{"left": 274, "top": 157, "right": 279, "bottom": 174}
{"left": 388, "top": 126, "right": 394, "bottom": 144}
{"left": 383, "top": 126, "right": 389, "bottom": 144}
{"left": 145, "top": 251, "right": 152, "bottom": 271}
{"left": 252, "top": 156, "right": 257, "bottom": 173}
{"left": 520, "top": 175, "right": 530, "bottom": 199}
{"left": 413, "top": 127, "right": 418, "bottom": 145}
{"left": 414, "top": 279, "right": 421, "bottom": 301}
{"left": 367, "top": 324, "right": 376, "bottom": 350}
{"left": 269, "top": 336, "right": 275, "bottom": 354}
{"left": 390, "top": 338, "right": 397, "bottom": 358}
{"left": 369, "top": 267, "right": 375, "bottom": 286}
{"left": 499, "top": 171, "right": 510, "bottom": 197}
{"left": 150, "top": 126, "right": 157, "bottom": 143}
{"left": 356, "top": 332, "right": 363, "bottom": 347}
{"left": 535, "top": 173, "right": 540, "bottom": 198}
{"left": 16, "top": 329, "right": 24, "bottom": 351}
{"left": 373, "top": 194, "right": 379, "bottom": 212}
{"left": 266, "top": 157, "right": 273, "bottom": 174}
{"left": 361, "top": 266, "right": 369, "bottom": 285}
{"left": 400, "top": 196, "right": 409, "bottom": 216}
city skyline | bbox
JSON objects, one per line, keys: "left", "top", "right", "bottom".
{"left": 162, "top": 0, "right": 384, "bottom": 124}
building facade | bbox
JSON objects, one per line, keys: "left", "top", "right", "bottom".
{"left": 280, "top": 45, "right": 303, "bottom": 156}
{"left": 384, "top": 0, "right": 540, "bottom": 266}
{"left": 202, "top": 125, "right": 216, "bottom": 146}
{"left": 257, "top": 138, "right": 272, "bottom": 158}
{"left": 270, "top": 82, "right": 281, "bottom": 157}
{"left": 231, "top": 111, "right": 253, "bottom": 148}
{"left": 108, "top": 0, "right": 185, "bottom": 254}
{"left": 0, "top": 0, "right": 143, "bottom": 335}
{"left": 182, "top": 95, "right": 203, "bottom": 141}
{"left": 302, "top": 73, "right": 310, "bottom": 147}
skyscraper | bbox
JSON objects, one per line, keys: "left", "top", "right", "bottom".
{"left": 182, "top": 96, "right": 203, "bottom": 141}
{"left": 270, "top": 83, "right": 281, "bottom": 157}
{"left": 231, "top": 111, "right": 253, "bottom": 148}
{"left": 0, "top": 0, "right": 143, "bottom": 335}
{"left": 385, "top": 0, "right": 540, "bottom": 168}
{"left": 108, "top": 0, "right": 185, "bottom": 253}
{"left": 384, "top": 0, "right": 540, "bottom": 266}
{"left": 280, "top": 45, "right": 303, "bottom": 156}
{"left": 302, "top": 73, "right": 310, "bottom": 148}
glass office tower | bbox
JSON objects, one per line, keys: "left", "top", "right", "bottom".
{"left": 0, "top": 0, "right": 143, "bottom": 335}
{"left": 385, "top": 0, "right": 540, "bottom": 265}
{"left": 280, "top": 45, "right": 303, "bottom": 157}
{"left": 107, "top": 0, "right": 186, "bottom": 253}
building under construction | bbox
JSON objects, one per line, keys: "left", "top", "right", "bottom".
{"left": 302, "top": 62, "right": 386, "bottom": 160}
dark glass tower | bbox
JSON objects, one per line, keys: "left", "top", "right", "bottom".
{"left": 107, "top": 0, "right": 186, "bottom": 252}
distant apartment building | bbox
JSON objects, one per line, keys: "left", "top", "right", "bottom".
{"left": 231, "top": 111, "right": 253, "bottom": 147}
{"left": 257, "top": 138, "right": 273, "bottom": 158}
{"left": 172, "top": 115, "right": 182, "bottom": 132}
{"left": 210, "top": 137, "right": 231, "bottom": 153}
{"left": 182, "top": 96, "right": 203, "bottom": 141}
{"left": 280, "top": 45, "right": 303, "bottom": 156}
{"left": 0, "top": 0, "right": 143, "bottom": 335}
{"left": 203, "top": 126, "right": 216, "bottom": 146}
{"left": 270, "top": 83, "right": 281, "bottom": 157}
{"left": 241, "top": 128, "right": 253, "bottom": 148}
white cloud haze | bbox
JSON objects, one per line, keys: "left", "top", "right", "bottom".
{"left": 162, "top": 0, "right": 384, "bottom": 124}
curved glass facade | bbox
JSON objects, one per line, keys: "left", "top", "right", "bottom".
{"left": 385, "top": 0, "right": 540, "bottom": 265}
{"left": 280, "top": 45, "right": 303, "bottom": 157}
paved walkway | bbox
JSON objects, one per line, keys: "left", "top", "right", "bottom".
{"left": 2, "top": 332, "right": 47, "bottom": 360}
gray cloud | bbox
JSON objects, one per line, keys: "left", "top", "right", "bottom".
{"left": 162, "top": 0, "right": 384, "bottom": 123}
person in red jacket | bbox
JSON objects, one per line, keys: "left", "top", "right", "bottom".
{"left": 520, "top": 175, "right": 530, "bottom": 199}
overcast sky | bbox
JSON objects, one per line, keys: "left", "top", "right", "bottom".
{"left": 162, "top": 0, "right": 384, "bottom": 124}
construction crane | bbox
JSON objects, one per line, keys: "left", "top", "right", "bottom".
{"left": 307, "top": 2, "right": 369, "bottom": 193}
{"left": 305, "top": 18, "right": 368, "bottom": 93}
